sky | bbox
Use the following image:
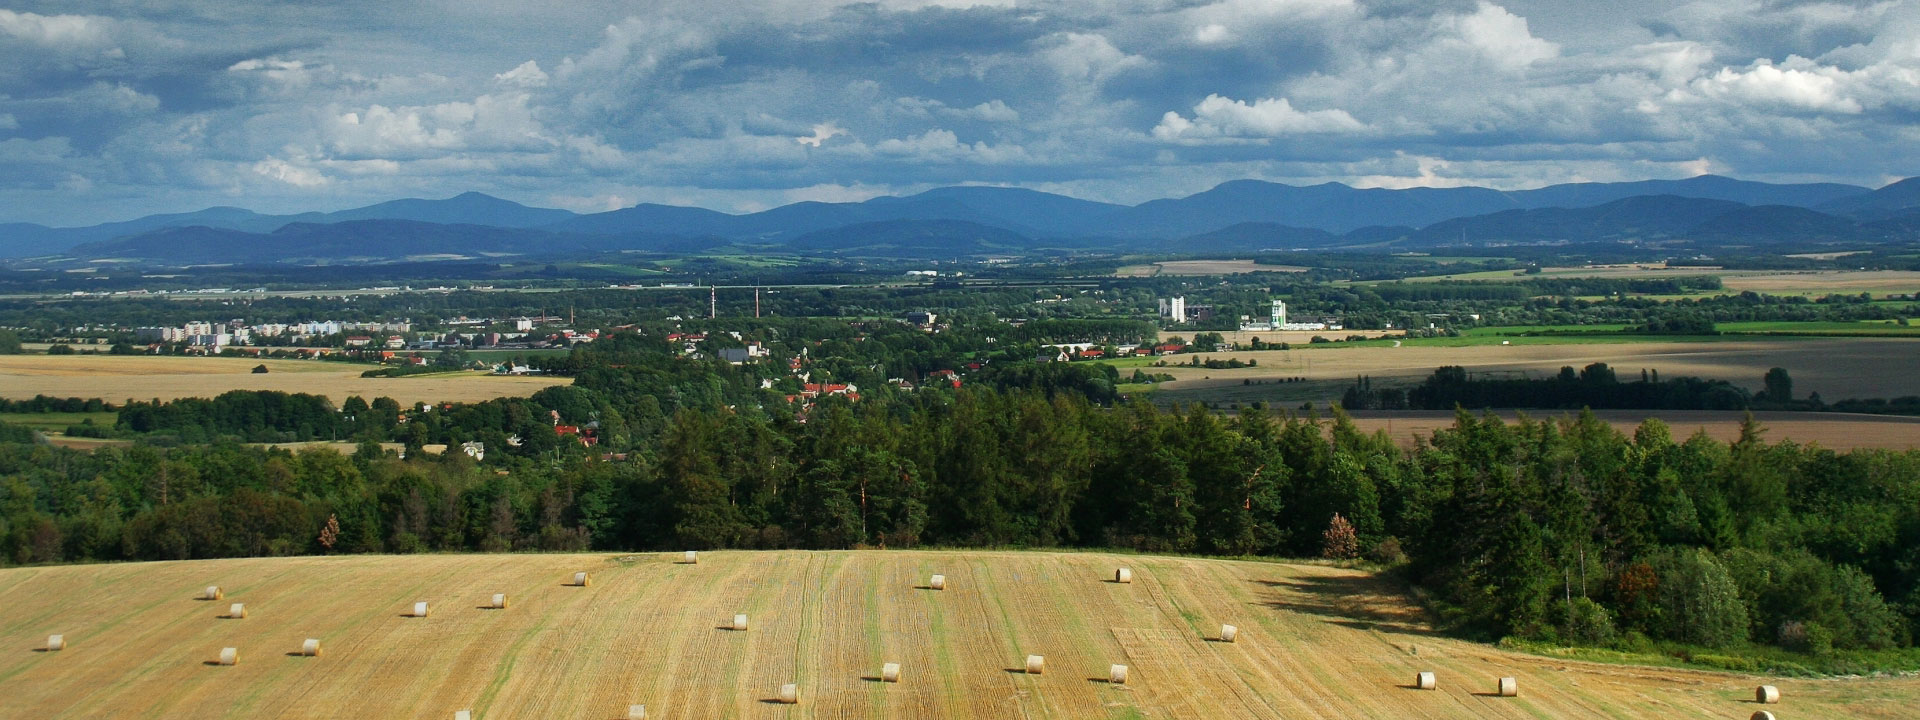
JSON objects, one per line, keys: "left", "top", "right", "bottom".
{"left": 2, "top": 0, "right": 1916, "bottom": 226}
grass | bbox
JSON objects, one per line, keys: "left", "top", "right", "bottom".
{"left": 1311, "top": 333, "right": 1760, "bottom": 349}
{"left": 0, "top": 411, "right": 116, "bottom": 431}
{"left": 572, "top": 263, "right": 668, "bottom": 277}
{"left": 1502, "top": 637, "right": 1920, "bottom": 678}
{"left": 1718, "top": 320, "right": 1920, "bottom": 335}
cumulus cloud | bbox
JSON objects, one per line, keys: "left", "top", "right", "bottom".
{"left": 1154, "top": 95, "right": 1366, "bottom": 141}
{"left": 252, "top": 156, "right": 329, "bottom": 187}
{"left": 1446, "top": 1, "right": 1558, "bottom": 69}
{"left": 1686, "top": 58, "right": 1865, "bottom": 113}
{"left": 495, "top": 60, "right": 549, "bottom": 88}
{"left": 0, "top": 10, "right": 113, "bottom": 49}
{"left": 795, "top": 122, "right": 846, "bottom": 147}
{"left": 326, "top": 93, "right": 549, "bottom": 159}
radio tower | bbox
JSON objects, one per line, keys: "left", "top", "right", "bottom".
{"left": 755, "top": 287, "right": 761, "bottom": 318}
{"left": 710, "top": 285, "right": 717, "bottom": 319}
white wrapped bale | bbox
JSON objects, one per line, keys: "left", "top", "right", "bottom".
{"left": 1497, "top": 677, "right": 1518, "bottom": 697}
{"left": 218, "top": 647, "right": 238, "bottom": 666}
{"left": 881, "top": 662, "right": 901, "bottom": 683}
{"left": 227, "top": 603, "right": 247, "bottom": 619}
{"left": 1219, "top": 624, "right": 1237, "bottom": 643}
{"left": 684, "top": 551, "right": 698, "bottom": 564}
{"left": 572, "top": 571, "right": 591, "bottom": 586}
{"left": 453, "top": 711, "right": 471, "bottom": 720}
{"left": 491, "top": 593, "right": 508, "bottom": 609}
{"left": 1756, "top": 685, "right": 1780, "bottom": 704}
{"left": 46, "top": 635, "right": 64, "bottom": 651}
{"left": 1114, "top": 568, "right": 1132, "bottom": 583}
{"left": 1109, "top": 664, "right": 1129, "bottom": 684}
{"left": 626, "top": 705, "right": 647, "bottom": 719}
{"left": 1751, "top": 712, "right": 1777, "bottom": 720}
{"left": 778, "top": 684, "right": 798, "bottom": 704}
{"left": 929, "top": 574, "right": 946, "bottom": 590}
{"left": 203, "top": 586, "right": 223, "bottom": 601}
{"left": 412, "top": 601, "right": 430, "bottom": 618}
{"left": 1024, "top": 655, "right": 1044, "bottom": 674}
{"left": 732, "top": 614, "right": 749, "bottom": 631}
{"left": 301, "top": 638, "right": 321, "bottom": 657}
{"left": 1415, "top": 671, "right": 1436, "bottom": 690}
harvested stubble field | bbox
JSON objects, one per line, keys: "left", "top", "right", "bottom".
{"left": 1145, "top": 338, "right": 1920, "bottom": 407}
{"left": 1341, "top": 410, "right": 1920, "bottom": 450}
{"left": 2, "top": 552, "right": 1912, "bottom": 719}
{"left": 0, "top": 355, "right": 570, "bottom": 405}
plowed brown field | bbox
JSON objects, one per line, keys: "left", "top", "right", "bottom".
{"left": 1, "top": 551, "right": 1911, "bottom": 719}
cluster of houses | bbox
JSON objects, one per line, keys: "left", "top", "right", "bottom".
{"left": 1037, "top": 340, "right": 1196, "bottom": 362}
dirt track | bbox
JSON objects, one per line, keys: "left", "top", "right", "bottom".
{"left": 1, "top": 551, "right": 1911, "bottom": 719}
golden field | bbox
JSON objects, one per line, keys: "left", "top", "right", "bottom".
{"left": 0, "top": 355, "right": 570, "bottom": 405}
{"left": 3, "top": 551, "right": 1912, "bottom": 719}
{"left": 1340, "top": 410, "right": 1920, "bottom": 451}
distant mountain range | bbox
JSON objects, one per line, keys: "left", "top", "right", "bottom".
{"left": 5, "top": 175, "right": 1916, "bottom": 263}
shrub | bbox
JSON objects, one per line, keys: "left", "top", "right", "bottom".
{"left": 1562, "top": 597, "right": 1617, "bottom": 646}
{"left": 1322, "top": 513, "right": 1359, "bottom": 559}
{"left": 1649, "top": 548, "right": 1750, "bottom": 648}
{"left": 1366, "top": 536, "right": 1407, "bottom": 566}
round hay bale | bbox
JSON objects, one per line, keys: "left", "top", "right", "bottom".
{"left": 491, "top": 593, "right": 508, "bottom": 609}
{"left": 1497, "top": 677, "right": 1518, "bottom": 697}
{"left": 1415, "top": 671, "right": 1436, "bottom": 690}
{"left": 46, "top": 634, "right": 65, "bottom": 652}
{"left": 1751, "top": 712, "right": 1776, "bottom": 720}
{"left": 929, "top": 574, "right": 946, "bottom": 591}
{"left": 684, "top": 551, "right": 698, "bottom": 564}
{"left": 881, "top": 662, "right": 901, "bottom": 683}
{"left": 778, "top": 683, "right": 798, "bottom": 704}
{"left": 227, "top": 603, "right": 247, "bottom": 619}
{"left": 218, "top": 647, "right": 238, "bottom": 666}
{"left": 626, "top": 704, "right": 647, "bottom": 719}
{"left": 203, "top": 586, "right": 223, "bottom": 601}
{"left": 412, "top": 601, "right": 430, "bottom": 618}
{"left": 1219, "top": 624, "right": 1237, "bottom": 643}
{"left": 1024, "top": 655, "right": 1044, "bottom": 674}
{"left": 1756, "top": 685, "right": 1780, "bottom": 704}
{"left": 733, "top": 614, "right": 749, "bottom": 631}
{"left": 1109, "top": 664, "right": 1129, "bottom": 684}
{"left": 301, "top": 638, "right": 321, "bottom": 657}
{"left": 1115, "top": 568, "right": 1132, "bottom": 583}
{"left": 453, "top": 711, "right": 471, "bottom": 720}
{"left": 572, "top": 571, "right": 591, "bottom": 587}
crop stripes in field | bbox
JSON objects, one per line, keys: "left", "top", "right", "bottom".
{"left": 972, "top": 556, "right": 1039, "bottom": 720}
{"left": 1137, "top": 560, "right": 1280, "bottom": 719}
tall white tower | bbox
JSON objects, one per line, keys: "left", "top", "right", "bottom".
{"left": 1272, "top": 300, "right": 1285, "bottom": 328}
{"left": 1170, "top": 296, "right": 1187, "bottom": 324}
